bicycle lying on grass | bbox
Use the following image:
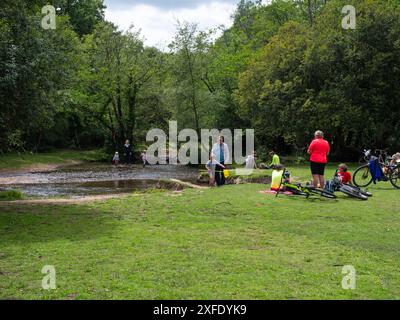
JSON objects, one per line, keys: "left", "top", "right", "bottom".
{"left": 325, "top": 171, "right": 373, "bottom": 201}
{"left": 276, "top": 169, "right": 336, "bottom": 199}
{"left": 353, "top": 149, "right": 400, "bottom": 189}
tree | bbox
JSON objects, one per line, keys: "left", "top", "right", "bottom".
{"left": 0, "top": 0, "right": 81, "bottom": 152}
{"left": 77, "top": 22, "right": 170, "bottom": 153}
{"left": 235, "top": 0, "right": 400, "bottom": 158}
{"left": 168, "top": 22, "right": 217, "bottom": 135}
{"left": 54, "top": 0, "right": 105, "bottom": 36}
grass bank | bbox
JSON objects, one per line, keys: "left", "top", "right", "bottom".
{"left": 0, "top": 190, "right": 23, "bottom": 201}
{"left": 0, "top": 165, "right": 399, "bottom": 299}
{"left": 0, "top": 150, "right": 106, "bottom": 171}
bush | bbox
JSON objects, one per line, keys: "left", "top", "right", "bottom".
{"left": 0, "top": 189, "right": 23, "bottom": 201}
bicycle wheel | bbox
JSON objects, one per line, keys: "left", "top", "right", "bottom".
{"left": 343, "top": 183, "right": 373, "bottom": 197}
{"left": 310, "top": 188, "right": 337, "bottom": 199}
{"left": 339, "top": 185, "right": 368, "bottom": 200}
{"left": 353, "top": 164, "right": 373, "bottom": 188}
{"left": 390, "top": 166, "right": 400, "bottom": 189}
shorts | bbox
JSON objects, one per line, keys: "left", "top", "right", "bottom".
{"left": 310, "top": 161, "right": 326, "bottom": 175}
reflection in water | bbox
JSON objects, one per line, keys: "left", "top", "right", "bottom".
{"left": 0, "top": 164, "right": 199, "bottom": 198}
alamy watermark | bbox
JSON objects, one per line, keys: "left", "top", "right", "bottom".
{"left": 146, "top": 121, "right": 255, "bottom": 174}
{"left": 342, "top": 5, "right": 357, "bottom": 30}
{"left": 42, "top": 265, "right": 56, "bottom": 290}
{"left": 342, "top": 265, "right": 356, "bottom": 290}
{"left": 41, "top": 5, "right": 57, "bottom": 30}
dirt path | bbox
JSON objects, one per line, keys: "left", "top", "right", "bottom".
{"left": 169, "top": 179, "right": 209, "bottom": 190}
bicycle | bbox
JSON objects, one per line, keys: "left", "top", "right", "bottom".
{"left": 358, "top": 149, "right": 372, "bottom": 164}
{"left": 326, "top": 172, "right": 372, "bottom": 201}
{"left": 276, "top": 169, "right": 336, "bottom": 199}
{"left": 353, "top": 149, "right": 400, "bottom": 189}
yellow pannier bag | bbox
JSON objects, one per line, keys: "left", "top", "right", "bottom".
{"left": 223, "top": 170, "right": 230, "bottom": 178}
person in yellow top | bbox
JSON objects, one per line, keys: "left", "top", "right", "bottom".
{"left": 271, "top": 164, "right": 285, "bottom": 191}
{"left": 269, "top": 151, "right": 281, "bottom": 169}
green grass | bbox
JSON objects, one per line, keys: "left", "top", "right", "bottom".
{"left": 0, "top": 165, "right": 399, "bottom": 300}
{"left": 0, "top": 190, "right": 23, "bottom": 201}
{"left": 0, "top": 149, "right": 106, "bottom": 171}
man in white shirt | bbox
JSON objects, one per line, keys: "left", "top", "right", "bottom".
{"left": 211, "top": 136, "right": 230, "bottom": 186}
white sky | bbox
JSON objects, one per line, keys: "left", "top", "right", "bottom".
{"left": 104, "top": 0, "right": 239, "bottom": 48}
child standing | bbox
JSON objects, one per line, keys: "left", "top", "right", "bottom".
{"left": 206, "top": 154, "right": 225, "bottom": 187}
{"left": 112, "top": 152, "right": 120, "bottom": 166}
{"left": 141, "top": 150, "right": 147, "bottom": 168}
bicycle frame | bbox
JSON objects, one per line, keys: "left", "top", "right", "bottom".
{"left": 275, "top": 168, "right": 335, "bottom": 199}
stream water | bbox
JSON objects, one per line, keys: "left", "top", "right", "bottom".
{"left": 0, "top": 163, "right": 200, "bottom": 198}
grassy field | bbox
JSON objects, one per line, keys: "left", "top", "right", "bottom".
{"left": 0, "top": 165, "right": 399, "bottom": 300}
{"left": 0, "top": 149, "right": 106, "bottom": 171}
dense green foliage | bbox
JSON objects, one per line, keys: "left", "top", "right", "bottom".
{"left": 0, "top": 149, "right": 107, "bottom": 170}
{"left": 236, "top": 0, "right": 400, "bottom": 159}
{"left": 1, "top": 0, "right": 399, "bottom": 160}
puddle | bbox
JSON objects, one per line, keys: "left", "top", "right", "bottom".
{"left": 0, "top": 163, "right": 199, "bottom": 198}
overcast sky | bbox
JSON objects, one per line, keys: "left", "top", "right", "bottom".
{"left": 104, "top": 0, "right": 240, "bottom": 48}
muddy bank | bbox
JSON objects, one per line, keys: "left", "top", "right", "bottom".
{"left": 0, "top": 163, "right": 199, "bottom": 185}
{"left": 0, "top": 180, "right": 202, "bottom": 205}
{"left": 0, "top": 160, "right": 83, "bottom": 175}
{"left": 197, "top": 172, "right": 271, "bottom": 185}
{"left": 0, "top": 162, "right": 271, "bottom": 200}
{"left": 0, "top": 163, "right": 200, "bottom": 198}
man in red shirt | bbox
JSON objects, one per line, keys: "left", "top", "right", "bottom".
{"left": 307, "top": 130, "right": 330, "bottom": 188}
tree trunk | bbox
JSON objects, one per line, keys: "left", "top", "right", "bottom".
{"left": 307, "top": 0, "right": 314, "bottom": 25}
{"left": 184, "top": 46, "right": 200, "bottom": 136}
{"left": 127, "top": 77, "right": 138, "bottom": 146}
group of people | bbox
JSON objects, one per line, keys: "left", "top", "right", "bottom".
{"left": 114, "top": 132, "right": 399, "bottom": 189}
{"left": 206, "top": 129, "right": 396, "bottom": 190}
{"left": 205, "top": 135, "right": 282, "bottom": 187}
{"left": 112, "top": 140, "right": 148, "bottom": 167}
{"left": 270, "top": 130, "right": 350, "bottom": 190}
{"left": 273, "top": 130, "right": 400, "bottom": 191}
{"left": 205, "top": 136, "right": 230, "bottom": 187}
{"left": 306, "top": 130, "right": 400, "bottom": 188}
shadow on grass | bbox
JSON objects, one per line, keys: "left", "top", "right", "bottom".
{"left": 0, "top": 203, "right": 119, "bottom": 244}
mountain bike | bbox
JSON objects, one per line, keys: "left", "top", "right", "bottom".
{"left": 276, "top": 169, "right": 336, "bottom": 199}
{"left": 326, "top": 173, "right": 372, "bottom": 201}
{"left": 353, "top": 149, "right": 400, "bottom": 189}
{"left": 358, "top": 149, "right": 372, "bottom": 164}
